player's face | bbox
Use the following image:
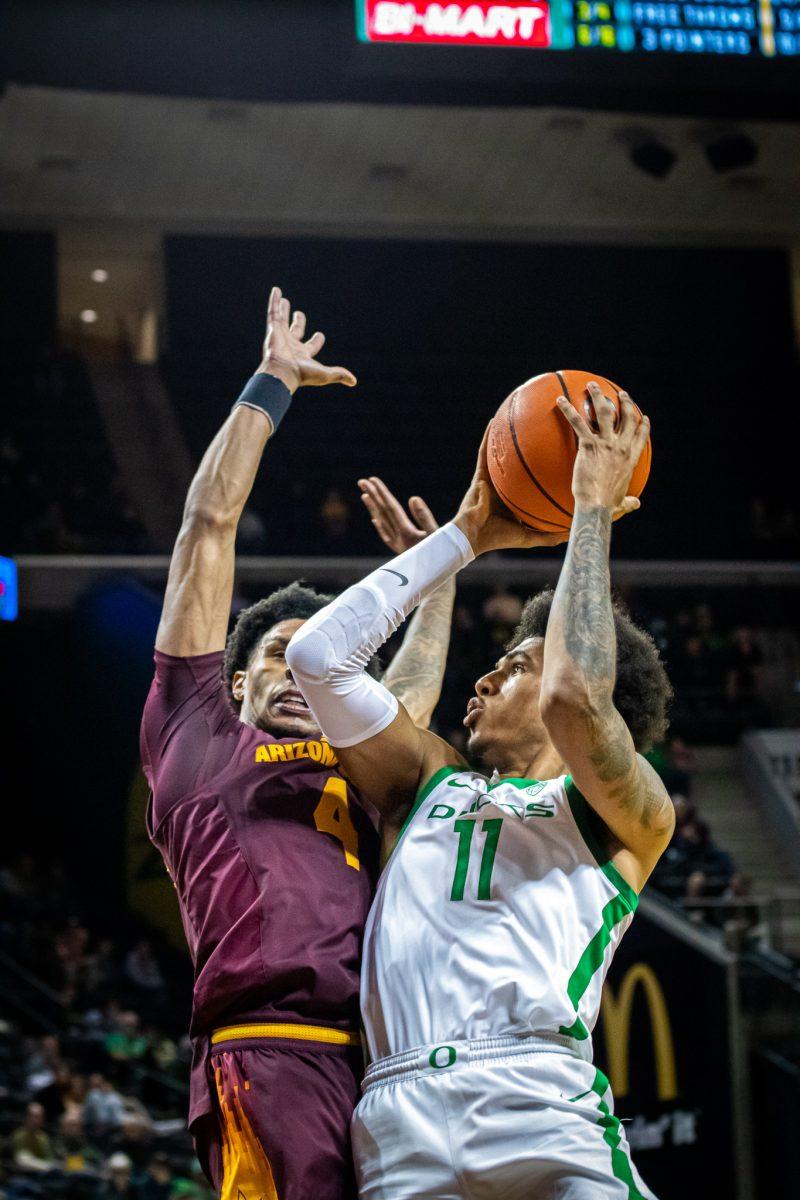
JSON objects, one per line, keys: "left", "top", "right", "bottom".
{"left": 235, "top": 618, "right": 320, "bottom": 739}
{"left": 465, "top": 637, "right": 549, "bottom": 763}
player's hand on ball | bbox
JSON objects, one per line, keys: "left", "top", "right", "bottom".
{"left": 454, "top": 427, "right": 570, "bottom": 556}
{"left": 259, "top": 286, "right": 357, "bottom": 393}
{"left": 556, "top": 382, "right": 649, "bottom": 517}
{"left": 359, "top": 477, "right": 439, "bottom": 553}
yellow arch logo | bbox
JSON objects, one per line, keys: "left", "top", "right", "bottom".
{"left": 602, "top": 963, "right": 677, "bottom": 1101}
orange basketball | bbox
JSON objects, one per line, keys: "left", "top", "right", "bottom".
{"left": 487, "top": 370, "right": 651, "bottom": 533}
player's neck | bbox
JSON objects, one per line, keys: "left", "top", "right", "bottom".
{"left": 492, "top": 741, "right": 564, "bottom": 783}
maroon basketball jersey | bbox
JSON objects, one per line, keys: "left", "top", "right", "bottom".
{"left": 140, "top": 650, "right": 379, "bottom": 1124}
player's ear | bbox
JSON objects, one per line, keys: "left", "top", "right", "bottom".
{"left": 231, "top": 670, "right": 246, "bottom": 703}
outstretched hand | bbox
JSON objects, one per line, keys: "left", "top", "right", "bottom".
{"left": 453, "top": 427, "right": 569, "bottom": 556}
{"left": 259, "top": 286, "right": 357, "bottom": 393}
{"left": 359, "top": 476, "right": 439, "bottom": 554}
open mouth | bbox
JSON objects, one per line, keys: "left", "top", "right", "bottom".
{"left": 275, "top": 689, "right": 311, "bottom": 717}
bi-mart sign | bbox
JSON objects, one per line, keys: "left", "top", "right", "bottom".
{"left": 357, "top": 1, "right": 551, "bottom": 47}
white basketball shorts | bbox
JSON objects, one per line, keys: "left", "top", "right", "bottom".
{"left": 352, "top": 1033, "right": 658, "bottom": 1200}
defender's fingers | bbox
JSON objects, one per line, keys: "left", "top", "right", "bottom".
{"left": 268, "top": 286, "right": 283, "bottom": 323}
{"left": 280, "top": 297, "right": 291, "bottom": 324}
{"left": 304, "top": 331, "right": 325, "bottom": 357}
{"left": 588, "top": 381, "right": 615, "bottom": 437}
{"left": 408, "top": 496, "right": 439, "bottom": 532}
{"left": 358, "top": 479, "right": 392, "bottom": 523}
{"left": 328, "top": 366, "right": 357, "bottom": 387}
{"left": 290, "top": 310, "right": 307, "bottom": 339}
{"left": 556, "top": 396, "right": 591, "bottom": 439}
{"left": 368, "top": 477, "right": 410, "bottom": 524}
{"left": 360, "top": 490, "right": 392, "bottom": 533}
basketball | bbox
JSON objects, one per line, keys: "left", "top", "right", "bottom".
{"left": 487, "top": 369, "right": 652, "bottom": 533}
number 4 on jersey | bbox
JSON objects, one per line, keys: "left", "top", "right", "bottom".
{"left": 451, "top": 818, "right": 502, "bottom": 901}
{"left": 313, "top": 777, "right": 360, "bottom": 870}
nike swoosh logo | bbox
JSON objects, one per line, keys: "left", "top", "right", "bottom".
{"left": 380, "top": 568, "right": 408, "bottom": 586}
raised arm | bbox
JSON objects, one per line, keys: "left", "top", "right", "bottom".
{"left": 286, "top": 432, "right": 568, "bottom": 828}
{"left": 156, "top": 287, "right": 355, "bottom": 656}
{"left": 540, "top": 384, "right": 674, "bottom": 883}
{"left": 358, "top": 476, "right": 455, "bottom": 728}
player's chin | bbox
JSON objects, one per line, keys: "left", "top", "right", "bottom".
{"left": 467, "top": 725, "right": 494, "bottom": 759}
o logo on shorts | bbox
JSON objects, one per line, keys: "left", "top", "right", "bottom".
{"left": 428, "top": 1045, "right": 457, "bottom": 1069}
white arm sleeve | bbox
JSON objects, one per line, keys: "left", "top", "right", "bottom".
{"left": 285, "top": 522, "right": 474, "bottom": 747}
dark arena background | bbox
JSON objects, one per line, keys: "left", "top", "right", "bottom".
{"left": 1, "top": 3, "right": 799, "bottom": 1199}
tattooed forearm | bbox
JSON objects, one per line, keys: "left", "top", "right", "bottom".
{"left": 543, "top": 505, "right": 674, "bottom": 849}
{"left": 382, "top": 578, "right": 456, "bottom": 728}
{"left": 561, "top": 506, "right": 615, "bottom": 684}
{"left": 586, "top": 710, "right": 674, "bottom": 837}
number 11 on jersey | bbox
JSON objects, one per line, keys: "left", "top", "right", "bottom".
{"left": 450, "top": 818, "right": 502, "bottom": 901}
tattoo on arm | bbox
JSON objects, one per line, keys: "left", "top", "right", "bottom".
{"left": 562, "top": 506, "right": 615, "bottom": 684}
{"left": 382, "top": 579, "right": 455, "bottom": 728}
{"left": 552, "top": 506, "right": 672, "bottom": 840}
{"left": 585, "top": 710, "right": 673, "bottom": 837}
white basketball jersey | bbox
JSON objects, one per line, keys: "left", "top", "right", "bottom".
{"left": 361, "top": 766, "right": 639, "bottom": 1062}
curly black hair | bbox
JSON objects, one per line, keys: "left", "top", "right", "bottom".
{"left": 507, "top": 589, "right": 672, "bottom": 753}
{"left": 223, "top": 582, "right": 334, "bottom": 706}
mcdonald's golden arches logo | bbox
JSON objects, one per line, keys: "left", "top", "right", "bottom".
{"left": 602, "top": 963, "right": 677, "bottom": 1101}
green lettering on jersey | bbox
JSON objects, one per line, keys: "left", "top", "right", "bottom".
{"left": 526, "top": 802, "right": 555, "bottom": 818}
{"left": 429, "top": 803, "right": 456, "bottom": 820}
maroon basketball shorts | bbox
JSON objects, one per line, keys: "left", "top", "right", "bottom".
{"left": 197, "top": 1023, "right": 363, "bottom": 1200}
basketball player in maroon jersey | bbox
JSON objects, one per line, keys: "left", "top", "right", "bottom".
{"left": 140, "top": 288, "right": 455, "bottom": 1200}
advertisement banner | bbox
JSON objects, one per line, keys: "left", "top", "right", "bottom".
{"left": 359, "top": 1, "right": 551, "bottom": 48}
{"left": 595, "top": 899, "right": 741, "bottom": 1200}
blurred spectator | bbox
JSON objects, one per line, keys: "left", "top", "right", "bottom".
{"left": 651, "top": 815, "right": 734, "bottom": 906}
{"left": 99, "top": 1152, "right": 137, "bottom": 1199}
{"left": 647, "top": 736, "right": 696, "bottom": 798}
{"left": 54, "top": 1112, "right": 102, "bottom": 1174}
{"left": 106, "top": 1012, "right": 149, "bottom": 1062}
{"left": 138, "top": 1152, "right": 174, "bottom": 1200}
{"left": 482, "top": 586, "right": 523, "bottom": 647}
{"left": 319, "top": 488, "right": 350, "bottom": 544}
{"left": 84, "top": 1074, "right": 126, "bottom": 1136}
{"left": 33, "top": 1061, "right": 75, "bottom": 1121}
{"left": 726, "top": 626, "right": 770, "bottom": 728}
{"left": 24, "top": 1035, "right": 63, "bottom": 1095}
{"left": 235, "top": 506, "right": 267, "bottom": 553}
{"left": 124, "top": 942, "right": 165, "bottom": 994}
{"left": 11, "top": 1102, "right": 56, "bottom": 1173}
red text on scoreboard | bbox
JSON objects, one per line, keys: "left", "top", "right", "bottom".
{"left": 361, "top": 1, "right": 551, "bottom": 47}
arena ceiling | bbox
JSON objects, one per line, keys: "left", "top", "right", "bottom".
{"left": 1, "top": 84, "right": 799, "bottom": 246}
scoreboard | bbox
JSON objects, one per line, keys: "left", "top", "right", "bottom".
{"left": 357, "top": 0, "right": 800, "bottom": 55}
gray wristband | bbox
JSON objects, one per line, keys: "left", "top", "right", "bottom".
{"left": 233, "top": 373, "right": 293, "bottom": 433}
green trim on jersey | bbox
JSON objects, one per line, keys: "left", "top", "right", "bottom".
{"left": 564, "top": 777, "right": 639, "bottom": 912}
{"left": 486, "top": 776, "right": 541, "bottom": 791}
{"left": 558, "top": 893, "right": 633, "bottom": 1040}
{"left": 394, "top": 765, "right": 463, "bottom": 852}
{"left": 589, "top": 1068, "right": 648, "bottom": 1199}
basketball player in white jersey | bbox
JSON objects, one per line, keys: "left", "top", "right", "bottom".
{"left": 286, "top": 383, "right": 673, "bottom": 1199}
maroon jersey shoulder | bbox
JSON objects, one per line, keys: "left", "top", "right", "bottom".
{"left": 140, "top": 650, "right": 378, "bottom": 1038}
